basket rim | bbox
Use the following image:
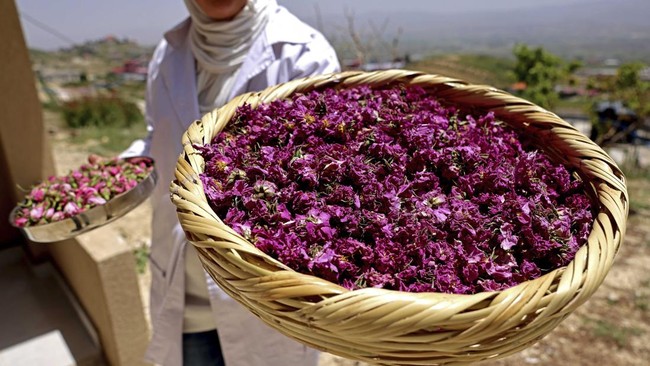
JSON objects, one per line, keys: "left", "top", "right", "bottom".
{"left": 170, "top": 69, "right": 629, "bottom": 363}
{"left": 174, "top": 68, "right": 627, "bottom": 296}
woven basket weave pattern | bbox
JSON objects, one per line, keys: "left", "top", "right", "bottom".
{"left": 171, "top": 70, "right": 628, "bottom": 365}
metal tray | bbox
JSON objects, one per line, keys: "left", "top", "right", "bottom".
{"left": 9, "top": 157, "right": 157, "bottom": 243}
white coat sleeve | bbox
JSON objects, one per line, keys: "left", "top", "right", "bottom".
{"left": 290, "top": 32, "right": 341, "bottom": 79}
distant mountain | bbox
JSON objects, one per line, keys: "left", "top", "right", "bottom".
{"left": 60, "top": 36, "right": 153, "bottom": 60}
{"left": 304, "top": 0, "right": 650, "bottom": 63}
{"left": 28, "top": 36, "right": 154, "bottom": 82}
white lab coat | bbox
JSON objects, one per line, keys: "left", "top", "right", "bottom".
{"left": 123, "top": 4, "right": 340, "bottom": 365}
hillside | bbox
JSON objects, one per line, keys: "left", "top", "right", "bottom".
{"left": 407, "top": 54, "right": 515, "bottom": 89}
{"left": 29, "top": 36, "right": 153, "bottom": 78}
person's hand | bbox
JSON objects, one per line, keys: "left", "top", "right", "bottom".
{"left": 89, "top": 154, "right": 153, "bottom": 166}
{"left": 127, "top": 156, "right": 152, "bottom": 165}
{"left": 88, "top": 154, "right": 107, "bottom": 165}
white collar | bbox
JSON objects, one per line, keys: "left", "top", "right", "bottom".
{"left": 163, "top": 5, "right": 315, "bottom": 51}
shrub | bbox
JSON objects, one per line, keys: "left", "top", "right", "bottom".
{"left": 61, "top": 96, "right": 143, "bottom": 128}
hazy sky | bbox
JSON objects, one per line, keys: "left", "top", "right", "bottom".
{"left": 14, "top": 0, "right": 597, "bottom": 50}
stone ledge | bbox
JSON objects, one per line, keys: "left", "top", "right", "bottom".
{"left": 48, "top": 224, "right": 150, "bottom": 366}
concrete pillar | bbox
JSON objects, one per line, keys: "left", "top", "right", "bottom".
{"left": 0, "top": 147, "right": 20, "bottom": 246}
{"left": 0, "top": 0, "right": 55, "bottom": 258}
{"left": 1, "top": 1, "right": 150, "bottom": 364}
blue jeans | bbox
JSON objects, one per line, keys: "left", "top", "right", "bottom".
{"left": 182, "top": 330, "right": 225, "bottom": 366}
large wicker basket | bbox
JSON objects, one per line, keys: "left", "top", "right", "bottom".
{"left": 170, "top": 70, "right": 628, "bottom": 365}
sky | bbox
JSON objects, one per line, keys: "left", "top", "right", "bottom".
{"left": 15, "top": 0, "right": 592, "bottom": 50}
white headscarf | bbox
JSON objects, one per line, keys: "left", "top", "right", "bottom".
{"left": 184, "top": 0, "right": 272, "bottom": 114}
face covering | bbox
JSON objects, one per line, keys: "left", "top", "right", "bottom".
{"left": 184, "top": 0, "right": 272, "bottom": 114}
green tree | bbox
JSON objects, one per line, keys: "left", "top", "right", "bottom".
{"left": 60, "top": 96, "right": 143, "bottom": 128}
{"left": 512, "top": 44, "right": 581, "bottom": 110}
{"left": 591, "top": 62, "right": 650, "bottom": 145}
{"left": 613, "top": 62, "right": 650, "bottom": 118}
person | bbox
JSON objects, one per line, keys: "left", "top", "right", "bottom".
{"left": 121, "top": 1, "right": 340, "bottom": 365}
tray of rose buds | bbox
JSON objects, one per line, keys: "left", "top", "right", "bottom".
{"left": 10, "top": 156, "right": 156, "bottom": 243}
{"left": 170, "top": 70, "right": 628, "bottom": 365}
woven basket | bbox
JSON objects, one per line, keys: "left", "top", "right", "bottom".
{"left": 171, "top": 70, "right": 628, "bottom": 365}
